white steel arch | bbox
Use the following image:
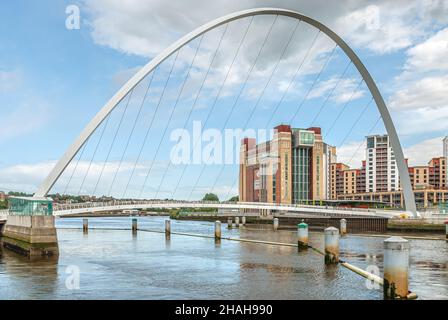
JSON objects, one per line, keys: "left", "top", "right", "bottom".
{"left": 35, "top": 8, "right": 417, "bottom": 216}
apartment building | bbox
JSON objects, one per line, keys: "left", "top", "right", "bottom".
{"left": 365, "top": 134, "right": 399, "bottom": 193}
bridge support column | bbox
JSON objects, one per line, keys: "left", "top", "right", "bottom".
{"left": 445, "top": 221, "right": 448, "bottom": 242}
{"left": 83, "top": 218, "right": 88, "bottom": 233}
{"left": 340, "top": 219, "right": 347, "bottom": 236}
{"left": 324, "top": 227, "right": 339, "bottom": 264}
{"left": 241, "top": 216, "right": 246, "bottom": 226}
{"left": 273, "top": 218, "right": 279, "bottom": 231}
{"left": 227, "top": 218, "right": 232, "bottom": 229}
{"left": 384, "top": 236, "right": 409, "bottom": 300}
{"left": 215, "top": 221, "right": 221, "bottom": 240}
{"left": 2, "top": 196, "right": 58, "bottom": 259}
{"left": 235, "top": 217, "right": 239, "bottom": 228}
{"left": 165, "top": 220, "right": 171, "bottom": 236}
{"left": 132, "top": 218, "right": 137, "bottom": 233}
{"left": 297, "top": 221, "right": 308, "bottom": 251}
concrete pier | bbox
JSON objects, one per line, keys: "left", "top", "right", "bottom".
{"left": 241, "top": 216, "right": 246, "bottom": 226}
{"left": 340, "top": 219, "right": 347, "bottom": 236}
{"left": 383, "top": 236, "right": 410, "bottom": 299}
{"left": 227, "top": 218, "right": 232, "bottom": 229}
{"left": 214, "top": 221, "right": 221, "bottom": 240}
{"left": 2, "top": 215, "right": 59, "bottom": 258}
{"left": 83, "top": 218, "right": 88, "bottom": 233}
{"left": 324, "top": 227, "right": 339, "bottom": 264}
{"left": 165, "top": 220, "right": 171, "bottom": 235}
{"left": 273, "top": 218, "right": 279, "bottom": 231}
{"left": 132, "top": 218, "right": 137, "bottom": 233}
{"left": 445, "top": 221, "right": 448, "bottom": 241}
{"left": 297, "top": 221, "right": 308, "bottom": 251}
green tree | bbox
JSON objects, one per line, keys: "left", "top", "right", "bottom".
{"left": 228, "top": 195, "right": 239, "bottom": 202}
{"left": 202, "top": 193, "right": 219, "bottom": 202}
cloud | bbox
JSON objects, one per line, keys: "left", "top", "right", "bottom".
{"left": 404, "top": 27, "right": 448, "bottom": 72}
{"left": 404, "top": 136, "right": 444, "bottom": 166}
{"left": 309, "top": 77, "right": 365, "bottom": 103}
{"left": 335, "top": 140, "right": 366, "bottom": 168}
{"left": 337, "top": 135, "right": 445, "bottom": 169}
{"left": 389, "top": 76, "right": 448, "bottom": 111}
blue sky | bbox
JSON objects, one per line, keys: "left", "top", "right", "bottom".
{"left": 0, "top": 0, "right": 447, "bottom": 199}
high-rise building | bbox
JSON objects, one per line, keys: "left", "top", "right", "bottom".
{"left": 239, "top": 125, "right": 335, "bottom": 205}
{"left": 365, "top": 134, "right": 399, "bottom": 193}
{"left": 443, "top": 136, "right": 448, "bottom": 187}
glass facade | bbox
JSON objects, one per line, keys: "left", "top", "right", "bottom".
{"left": 292, "top": 147, "right": 311, "bottom": 203}
{"left": 9, "top": 197, "right": 53, "bottom": 216}
{"left": 299, "top": 131, "right": 315, "bottom": 146}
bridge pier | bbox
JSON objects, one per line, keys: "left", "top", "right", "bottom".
{"left": 324, "top": 227, "right": 339, "bottom": 264}
{"left": 2, "top": 197, "right": 58, "bottom": 259}
{"left": 83, "top": 218, "right": 88, "bottom": 233}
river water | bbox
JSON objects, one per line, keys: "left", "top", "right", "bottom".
{"left": 0, "top": 216, "right": 447, "bottom": 300}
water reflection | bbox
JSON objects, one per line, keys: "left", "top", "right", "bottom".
{"left": 0, "top": 216, "right": 445, "bottom": 300}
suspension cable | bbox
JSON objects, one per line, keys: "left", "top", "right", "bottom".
{"left": 106, "top": 74, "right": 159, "bottom": 198}
{"left": 309, "top": 59, "right": 352, "bottom": 127}
{"left": 92, "top": 90, "right": 134, "bottom": 196}
{"left": 187, "top": 15, "right": 279, "bottom": 201}
{"left": 77, "top": 112, "right": 112, "bottom": 195}
{"left": 324, "top": 77, "right": 365, "bottom": 139}
{"left": 290, "top": 43, "right": 338, "bottom": 125}
{"left": 265, "top": 30, "right": 321, "bottom": 129}
{"left": 337, "top": 97, "right": 374, "bottom": 148}
{"left": 346, "top": 115, "right": 382, "bottom": 167}
{"left": 63, "top": 137, "right": 89, "bottom": 195}
{"left": 139, "top": 25, "right": 230, "bottom": 200}
{"left": 120, "top": 70, "right": 158, "bottom": 199}
{"left": 139, "top": 34, "right": 204, "bottom": 199}
{"left": 134, "top": 49, "right": 182, "bottom": 199}
{"left": 170, "top": 18, "right": 254, "bottom": 199}
{"left": 209, "top": 19, "right": 301, "bottom": 197}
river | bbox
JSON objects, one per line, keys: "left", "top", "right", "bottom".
{"left": 0, "top": 216, "right": 446, "bottom": 299}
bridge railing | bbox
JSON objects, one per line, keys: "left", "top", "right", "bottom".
{"left": 52, "top": 199, "right": 395, "bottom": 216}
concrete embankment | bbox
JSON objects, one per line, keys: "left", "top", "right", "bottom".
{"left": 173, "top": 214, "right": 447, "bottom": 234}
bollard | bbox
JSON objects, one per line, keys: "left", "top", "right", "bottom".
{"left": 445, "top": 221, "right": 448, "bottom": 241}
{"left": 340, "top": 219, "right": 347, "bottom": 236}
{"left": 227, "top": 218, "right": 232, "bottom": 229}
{"left": 165, "top": 219, "right": 171, "bottom": 235}
{"left": 241, "top": 216, "right": 246, "bottom": 226}
{"left": 273, "top": 218, "right": 279, "bottom": 231}
{"left": 83, "top": 218, "right": 88, "bottom": 233}
{"left": 235, "top": 217, "right": 240, "bottom": 228}
{"left": 297, "top": 221, "right": 308, "bottom": 251}
{"left": 324, "top": 227, "right": 339, "bottom": 264}
{"left": 215, "top": 221, "right": 221, "bottom": 240}
{"left": 132, "top": 218, "right": 138, "bottom": 233}
{"left": 383, "top": 236, "right": 410, "bottom": 300}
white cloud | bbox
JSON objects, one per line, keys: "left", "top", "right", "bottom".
{"left": 394, "top": 105, "right": 448, "bottom": 135}
{"left": 389, "top": 76, "right": 448, "bottom": 111}
{"left": 337, "top": 135, "right": 445, "bottom": 169}
{"left": 405, "top": 27, "right": 448, "bottom": 72}
{"left": 335, "top": 140, "right": 366, "bottom": 168}
{"left": 404, "top": 136, "right": 444, "bottom": 166}
{"left": 309, "top": 77, "right": 365, "bottom": 103}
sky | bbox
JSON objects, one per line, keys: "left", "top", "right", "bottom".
{"left": 0, "top": 0, "right": 447, "bottom": 199}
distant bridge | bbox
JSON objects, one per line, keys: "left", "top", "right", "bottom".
{"left": 51, "top": 200, "right": 402, "bottom": 218}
